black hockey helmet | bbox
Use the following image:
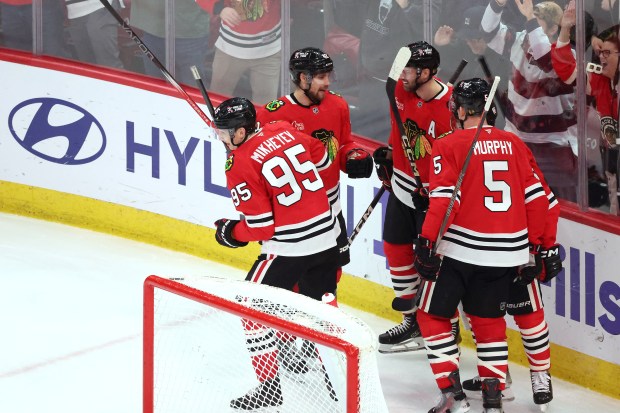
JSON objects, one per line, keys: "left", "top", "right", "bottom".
{"left": 406, "top": 41, "right": 440, "bottom": 75}
{"left": 450, "top": 77, "right": 497, "bottom": 126}
{"left": 214, "top": 97, "right": 257, "bottom": 135}
{"left": 452, "top": 78, "right": 489, "bottom": 115}
{"left": 289, "top": 47, "right": 334, "bottom": 85}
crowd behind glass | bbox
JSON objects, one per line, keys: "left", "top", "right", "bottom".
{"left": 1, "top": 0, "right": 618, "bottom": 215}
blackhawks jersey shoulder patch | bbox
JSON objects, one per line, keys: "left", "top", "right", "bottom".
{"left": 224, "top": 154, "right": 234, "bottom": 172}
{"left": 265, "top": 99, "right": 286, "bottom": 112}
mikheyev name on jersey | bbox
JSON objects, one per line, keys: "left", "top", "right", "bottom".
{"left": 251, "top": 130, "right": 296, "bottom": 163}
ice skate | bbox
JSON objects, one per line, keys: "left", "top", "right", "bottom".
{"left": 230, "top": 376, "right": 283, "bottom": 411}
{"left": 462, "top": 370, "right": 514, "bottom": 401}
{"left": 531, "top": 370, "right": 553, "bottom": 412}
{"left": 481, "top": 378, "right": 504, "bottom": 413}
{"left": 427, "top": 371, "right": 470, "bottom": 413}
{"left": 378, "top": 312, "right": 424, "bottom": 353}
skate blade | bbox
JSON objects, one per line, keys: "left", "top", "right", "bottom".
{"left": 378, "top": 338, "right": 425, "bottom": 354}
{"left": 538, "top": 402, "right": 549, "bottom": 412}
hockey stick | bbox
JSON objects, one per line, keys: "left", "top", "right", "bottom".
{"left": 190, "top": 65, "right": 216, "bottom": 119}
{"left": 478, "top": 56, "right": 506, "bottom": 118}
{"left": 432, "top": 76, "right": 501, "bottom": 253}
{"left": 98, "top": 0, "right": 214, "bottom": 129}
{"left": 386, "top": 47, "right": 425, "bottom": 189}
{"left": 447, "top": 59, "right": 468, "bottom": 86}
{"left": 347, "top": 186, "right": 386, "bottom": 246}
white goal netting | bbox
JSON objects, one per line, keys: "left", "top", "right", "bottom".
{"left": 144, "top": 275, "right": 388, "bottom": 413}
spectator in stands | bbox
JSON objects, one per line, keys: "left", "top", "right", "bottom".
{"left": 65, "top": 0, "right": 124, "bottom": 69}
{"left": 352, "top": 0, "right": 441, "bottom": 142}
{"left": 481, "top": 0, "right": 578, "bottom": 202}
{"left": 198, "top": 0, "right": 281, "bottom": 105}
{"left": 433, "top": 5, "right": 512, "bottom": 127}
{"left": 131, "top": 0, "right": 211, "bottom": 85}
{"left": 552, "top": 0, "right": 620, "bottom": 213}
{"left": 0, "top": 0, "right": 69, "bottom": 57}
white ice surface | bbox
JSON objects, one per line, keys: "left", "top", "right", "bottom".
{"left": 1, "top": 212, "right": 619, "bottom": 413}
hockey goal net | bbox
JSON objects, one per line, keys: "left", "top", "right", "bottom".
{"left": 143, "top": 275, "right": 388, "bottom": 413}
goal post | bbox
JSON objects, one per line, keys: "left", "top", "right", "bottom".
{"left": 143, "top": 275, "right": 388, "bottom": 413}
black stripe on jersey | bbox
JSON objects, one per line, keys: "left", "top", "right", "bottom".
{"left": 394, "top": 180, "right": 414, "bottom": 195}
{"left": 272, "top": 215, "right": 336, "bottom": 243}
{"left": 247, "top": 214, "right": 274, "bottom": 226}
{"left": 393, "top": 169, "right": 419, "bottom": 191}
{"left": 326, "top": 183, "right": 339, "bottom": 199}
{"left": 219, "top": 25, "right": 281, "bottom": 48}
{"left": 442, "top": 230, "right": 529, "bottom": 252}
{"left": 525, "top": 185, "right": 546, "bottom": 202}
{"left": 447, "top": 228, "right": 528, "bottom": 244}
{"left": 315, "top": 154, "right": 330, "bottom": 171}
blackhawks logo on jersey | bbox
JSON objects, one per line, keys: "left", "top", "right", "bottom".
{"left": 224, "top": 154, "right": 234, "bottom": 172}
{"left": 312, "top": 129, "right": 339, "bottom": 161}
{"left": 230, "top": 0, "right": 269, "bottom": 22}
{"left": 404, "top": 119, "right": 432, "bottom": 160}
{"left": 265, "top": 99, "right": 285, "bottom": 112}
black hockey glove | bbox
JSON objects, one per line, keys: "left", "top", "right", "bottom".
{"left": 514, "top": 244, "right": 543, "bottom": 286}
{"left": 214, "top": 219, "right": 248, "bottom": 248}
{"left": 373, "top": 146, "right": 393, "bottom": 191}
{"left": 412, "top": 187, "right": 430, "bottom": 211}
{"left": 540, "top": 244, "right": 562, "bottom": 282}
{"left": 345, "top": 148, "right": 373, "bottom": 178}
{"left": 413, "top": 236, "right": 442, "bottom": 281}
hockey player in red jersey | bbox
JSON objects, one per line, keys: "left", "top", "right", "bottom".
{"left": 413, "top": 78, "right": 550, "bottom": 413}
{"left": 212, "top": 97, "right": 340, "bottom": 410}
{"left": 257, "top": 47, "right": 373, "bottom": 282}
{"left": 372, "top": 41, "right": 454, "bottom": 353}
{"left": 462, "top": 136, "right": 563, "bottom": 412}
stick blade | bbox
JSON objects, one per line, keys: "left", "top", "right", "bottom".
{"left": 484, "top": 76, "right": 501, "bottom": 112}
{"left": 190, "top": 65, "right": 201, "bottom": 80}
{"left": 388, "top": 47, "right": 412, "bottom": 82}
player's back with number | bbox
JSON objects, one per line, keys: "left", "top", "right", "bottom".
{"left": 425, "top": 126, "right": 548, "bottom": 266}
{"left": 226, "top": 120, "right": 337, "bottom": 256}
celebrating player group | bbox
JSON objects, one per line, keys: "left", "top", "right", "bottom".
{"left": 211, "top": 37, "right": 562, "bottom": 413}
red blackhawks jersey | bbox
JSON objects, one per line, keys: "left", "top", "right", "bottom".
{"left": 389, "top": 78, "right": 453, "bottom": 209}
{"left": 257, "top": 91, "right": 354, "bottom": 214}
{"left": 228, "top": 121, "right": 338, "bottom": 256}
{"left": 523, "top": 143, "right": 560, "bottom": 248}
{"left": 421, "top": 126, "right": 549, "bottom": 266}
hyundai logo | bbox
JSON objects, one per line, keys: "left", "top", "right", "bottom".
{"left": 8, "top": 97, "right": 106, "bottom": 165}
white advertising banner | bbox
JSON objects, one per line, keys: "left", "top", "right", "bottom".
{"left": 1, "top": 59, "right": 618, "bottom": 365}
{"left": 0, "top": 60, "right": 235, "bottom": 227}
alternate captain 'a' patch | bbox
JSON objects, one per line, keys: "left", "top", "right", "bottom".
{"left": 265, "top": 99, "right": 285, "bottom": 112}
{"left": 224, "top": 154, "right": 234, "bottom": 172}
